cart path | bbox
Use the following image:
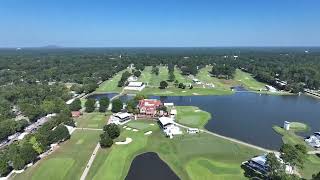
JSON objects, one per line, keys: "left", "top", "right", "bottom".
{"left": 80, "top": 143, "right": 100, "bottom": 180}
{"left": 174, "top": 122, "right": 275, "bottom": 153}
{"left": 75, "top": 127, "right": 103, "bottom": 131}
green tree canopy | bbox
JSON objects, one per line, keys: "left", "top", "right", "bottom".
{"left": 111, "top": 99, "right": 122, "bottom": 113}
{"left": 85, "top": 98, "right": 96, "bottom": 113}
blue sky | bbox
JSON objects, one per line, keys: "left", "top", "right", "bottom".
{"left": 0, "top": 0, "right": 319, "bottom": 47}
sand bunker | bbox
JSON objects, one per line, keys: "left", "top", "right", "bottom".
{"left": 115, "top": 137, "right": 132, "bottom": 145}
{"left": 194, "top": 109, "right": 201, "bottom": 112}
{"left": 126, "top": 127, "right": 132, "bottom": 130}
{"left": 192, "top": 93, "right": 200, "bottom": 95}
{"left": 144, "top": 131, "right": 152, "bottom": 135}
{"left": 132, "top": 129, "right": 138, "bottom": 132}
{"left": 149, "top": 123, "right": 155, "bottom": 126}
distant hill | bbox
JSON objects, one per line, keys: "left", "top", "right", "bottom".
{"left": 40, "top": 45, "right": 63, "bottom": 49}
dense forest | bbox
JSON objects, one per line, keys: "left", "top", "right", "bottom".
{"left": 0, "top": 47, "right": 320, "bottom": 175}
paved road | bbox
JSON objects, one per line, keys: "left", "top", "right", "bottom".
{"left": 80, "top": 143, "right": 101, "bottom": 180}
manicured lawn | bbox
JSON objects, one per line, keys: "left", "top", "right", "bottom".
{"left": 186, "top": 158, "right": 246, "bottom": 180}
{"left": 175, "top": 106, "right": 211, "bottom": 128}
{"left": 95, "top": 69, "right": 127, "bottom": 93}
{"left": 196, "top": 66, "right": 232, "bottom": 91}
{"left": 138, "top": 66, "right": 169, "bottom": 87}
{"left": 76, "top": 112, "right": 110, "bottom": 129}
{"left": 88, "top": 129, "right": 151, "bottom": 180}
{"left": 233, "top": 69, "right": 266, "bottom": 91}
{"left": 174, "top": 67, "right": 192, "bottom": 84}
{"left": 137, "top": 66, "right": 153, "bottom": 84}
{"left": 147, "top": 131, "right": 262, "bottom": 180}
{"left": 13, "top": 130, "right": 101, "bottom": 180}
{"left": 31, "top": 158, "right": 74, "bottom": 180}
{"left": 126, "top": 119, "right": 158, "bottom": 131}
{"left": 273, "top": 123, "right": 320, "bottom": 179}
{"left": 139, "top": 87, "right": 233, "bottom": 96}
{"left": 88, "top": 116, "right": 262, "bottom": 180}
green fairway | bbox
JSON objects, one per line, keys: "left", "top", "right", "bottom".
{"left": 87, "top": 112, "right": 262, "bottom": 180}
{"left": 273, "top": 123, "right": 320, "bottom": 179}
{"left": 32, "top": 158, "right": 74, "bottom": 180}
{"left": 148, "top": 132, "right": 262, "bottom": 180}
{"left": 186, "top": 158, "right": 246, "bottom": 180}
{"left": 13, "top": 130, "right": 100, "bottom": 180}
{"left": 95, "top": 69, "right": 127, "bottom": 93}
{"left": 139, "top": 66, "right": 194, "bottom": 88}
{"left": 126, "top": 119, "right": 158, "bottom": 130}
{"left": 88, "top": 128, "right": 152, "bottom": 180}
{"left": 138, "top": 66, "right": 169, "bottom": 86}
{"left": 174, "top": 67, "right": 192, "bottom": 84}
{"left": 76, "top": 112, "right": 110, "bottom": 129}
{"left": 176, "top": 106, "right": 211, "bottom": 128}
{"left": 196, "top": 66, "right": 232, "bottom": 91}
{"left": 233, "top": 69, "right": 266, "bottom": 91}
{"left": 139, "top": 86, "right": 233, "bottom": 96}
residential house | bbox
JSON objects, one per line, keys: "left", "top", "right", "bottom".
{"left": 138, "top": 99, "right": 162, "bottom": 116}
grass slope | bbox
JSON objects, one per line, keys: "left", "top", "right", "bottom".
{"left": 13, "top": 130, "right": 100, "bottom": 180}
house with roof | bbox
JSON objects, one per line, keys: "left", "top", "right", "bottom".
{"left": 109, "top": 112, "right": 132, "bottom": 125}
{"left": 242, "top": 153, "right": 293, "bottom": 176}
{"left": 158, "top": 117, "right": 182, "bottom": 138}
{"left": 124, "top": 82, "right": 145, "bottom": 91}
{"left": 138, "top": 99, "right": 162, "bottom": 116}
{"left": 71, "top": 111, "right": 81, "bottom": 118}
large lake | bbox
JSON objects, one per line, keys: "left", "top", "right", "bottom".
{"left": 89, "top": 92, "right": 320, "bottom": 150}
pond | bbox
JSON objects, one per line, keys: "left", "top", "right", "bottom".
{"left": 125, "top": 152, "right": 180, "bottom": 180}
{"left": 89, "top": 92, "right": 320, "bottom": 150}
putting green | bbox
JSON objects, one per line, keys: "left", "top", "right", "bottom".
{"left": 32, "top": 158, "right": 74, "bottom": 180}
{"left": 176, "top": 106, "right": 211, "bottom": 128}
{"left": 186, "top": 158, "right": 245, "bottom": 180}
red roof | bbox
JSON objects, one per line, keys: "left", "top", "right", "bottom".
{"left": 71, "top": 111, "right": 81, "bottom": 117}
{"left": 138, "top": 99, "right": 162, "bottom": 109}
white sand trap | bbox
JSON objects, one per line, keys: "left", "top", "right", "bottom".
{"left": 149, "top": 123, "right": 155, "bottom": 126}
{"left": 123, "top": 126, "right": 127, "bottom": 128}
{"left": 192, "top": 93, "right": 199, "bottom": 95}
{"left": 126, "top": 127, "right": 132, "bottom": 130}
{"left": 132, "top": 129, "right": 138, "bottom": 132}
{"left": 115, "top": 137, "right": 132, "bottom": 145}
{"left": 194, "top": 110, "right": 201, "bottom": 112}
{"left": 182, "top": 91, "right": 186, "bottom": 93}
{"left": 144, "top": 131, "right": 152, "bottom": 135}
